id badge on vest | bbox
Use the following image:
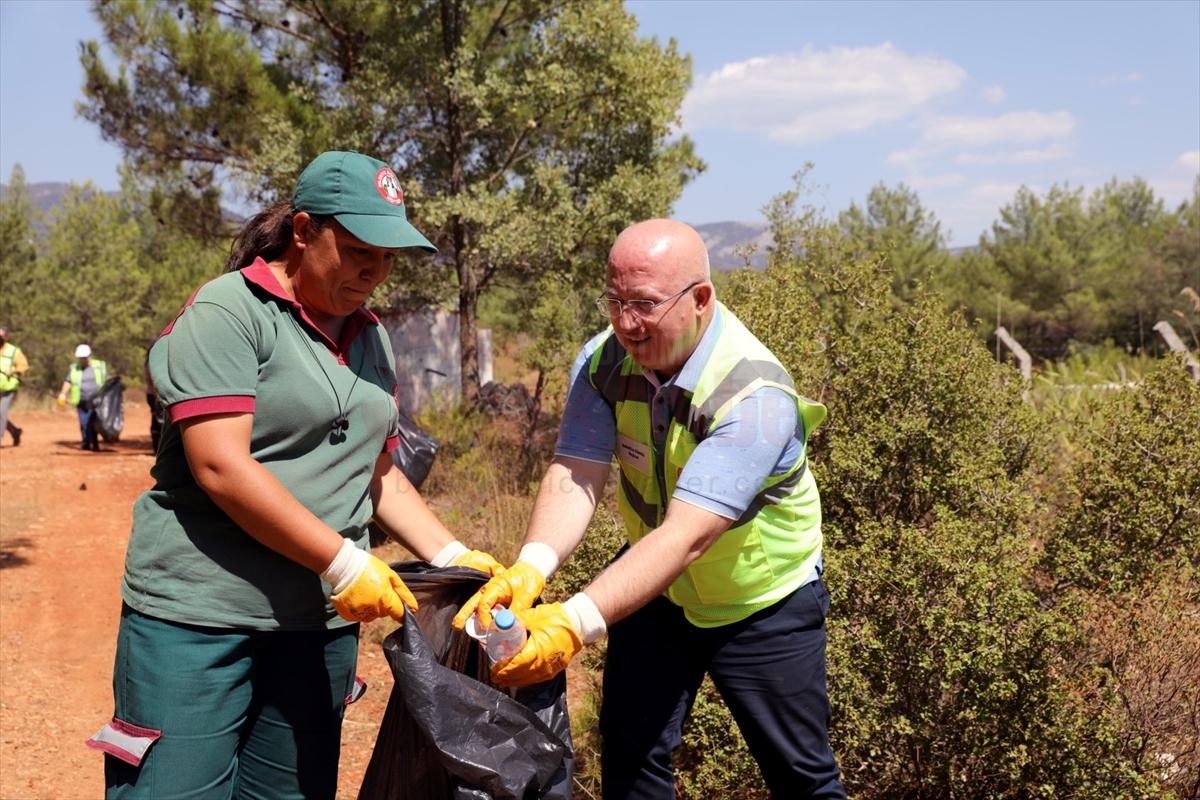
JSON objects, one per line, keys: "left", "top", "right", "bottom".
{"left": 617, "top": 434, "right": 651, "bottom": 475}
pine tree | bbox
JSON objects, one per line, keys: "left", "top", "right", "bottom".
{"left": 837, "top": 182, "right": 951, "bottom": 303}
{"left": 0, "top": 165, "right": 40, "bottom": 340}
{"left": 80, "top": 0, "right": 701, "bottom": 404}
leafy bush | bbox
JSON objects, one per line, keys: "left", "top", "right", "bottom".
{"left": 1041, "top": 362, "right": 1199, "bottom": 594}
{"left": 411, "top": 175, "right": 1197, "bottom": 799}
{"left": 709, "top": 180, "right": 1175, "bottom": 797}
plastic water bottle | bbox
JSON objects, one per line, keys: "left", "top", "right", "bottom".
{"left": 485, "top": 608, "right": 527, "bottom": 664}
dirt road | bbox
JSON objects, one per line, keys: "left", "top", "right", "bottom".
{"left": 0, "top": 402, "right": 396, "bottom": 799}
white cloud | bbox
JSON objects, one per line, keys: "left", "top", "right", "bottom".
{"left": 1149, "top": 176, "right": 1199, "bottom": 208}
{"left": 905, "top": 172, "right": 966, "bottom": 190}
{"left": 1098, "top": 71, "right": 1144, "bottom": 86}
{"left": 970, "top": 182, "right": 1033, "bottom": 203}
{"left": 885, "top": 147, "right": 932, "bottom": 168}
{"left": 955, "top": 145, "right": 1072, "bottom": 165}
{"left": 682, "top": 43, "right": 967, "bottom": 144}
{"left": 982, "top": 85, "right": 1006, "bottom": 104}
{"left": 922, "top": 111, "right": 1075, "bottom": 146}
{"left": 1065, "top": 166, "right": 1107, "bottom": 180}
{"left": 1177, "top": 150, "right": 1200, "bottom": 171}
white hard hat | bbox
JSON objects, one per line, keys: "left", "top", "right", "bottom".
{"left": 74, "top": 344, "right": 92, "bottom": 358}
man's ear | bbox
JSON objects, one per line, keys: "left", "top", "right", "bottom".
{"left": 292, "top": 211, "right": 313, "bottom": 249}
{"left": 693, "top": 281, "right": 715, "bottom": 313}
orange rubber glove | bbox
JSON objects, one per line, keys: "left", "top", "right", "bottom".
{"left": 330, "top": 554, "right": 419, "bottom": 623}
{"left": 451, "top": 561, "right": 545, "bottom": 631}
{"left": 490, "top": 603, "right": 583, "bottom": 687}
{"left": 450, "top": 549, "right": 506, "bottom": 576}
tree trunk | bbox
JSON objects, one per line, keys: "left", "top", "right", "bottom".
{"left": 458, "top": 262, "right": 479, "bottom": 408}
{"left": 441, "top": 0, "right": 479, "bottom": 407}
{"left": 520, "top": 367, "right": 547, "bottom": 483}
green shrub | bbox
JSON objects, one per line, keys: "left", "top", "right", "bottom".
{"left": 1029, "top": 343, "right": 1155, "bottom": 417}
{"left": 827, "top": 517, "right": 1158, "bottom": 797}
{"left": 412, "top": 178, "right": 1196, "bottom": 797}
{"left": 544, "top": 499, "right": 625, "bottom": 603}
{"left": 712, "top": 183, "right": 1167, "bottom": 796}
{"left": 1041, "top": 362, "right": 1200, "bottom": 594}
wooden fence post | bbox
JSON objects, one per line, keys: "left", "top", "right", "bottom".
{"left": 995, "top": 326, "right": 1032, "bottom": 400}
{"left": 1152, "top": 320, "right": 1200, "bottom": 381}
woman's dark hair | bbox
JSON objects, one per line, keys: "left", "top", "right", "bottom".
{"left": 225, "top": 201, "right": 331, "bottom": 272}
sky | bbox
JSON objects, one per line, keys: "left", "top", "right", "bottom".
{"left": 2, "top": 0, "right": 1198, "bottom": 247}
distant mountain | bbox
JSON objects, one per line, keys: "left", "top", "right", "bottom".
{"left": 0, "top": 181, "right": 242, "bottom": 229}
{"left": 0, "top": 184, "right": 966, "bottom": 266}
{"left": 0, "top": 181, "right": 120, "bottom": 218}
{"left": 693, "top": 221, "right": 771, "bottom": 271}
{"left": 694, "top": 221, "right": 982, "bottom": 268}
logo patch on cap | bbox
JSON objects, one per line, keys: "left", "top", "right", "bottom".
{"left": 374, "top": 168, "right": 404, "bottom": 206}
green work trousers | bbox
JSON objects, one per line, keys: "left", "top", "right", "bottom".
{"left": 103, "top": 605, "right": 359, "bottom": 799}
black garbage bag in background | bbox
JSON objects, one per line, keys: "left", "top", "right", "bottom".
{"left": 393, "top": 412, "right": 439, "bottom": 489}
{"left": 358, "top": 563, "right": 573, "bottom": 800}
{"left": 369, "top": 413, "right": 439, "bottom": 547}
{"left": 93, "top": 376, "right": 124, "bottom": 442}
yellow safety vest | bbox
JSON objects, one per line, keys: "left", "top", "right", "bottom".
{"left": 0, "top": 343, "right": 22, "bottom": 393}
{"left": 68, "top": 360, "right": 108, "bottom": 406}
{"left": 588, "top": 303, "right": 827, "bottom": 627}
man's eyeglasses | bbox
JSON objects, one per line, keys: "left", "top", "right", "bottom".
{"left": 595, "top": 281, "right": 700, "bottom": 319}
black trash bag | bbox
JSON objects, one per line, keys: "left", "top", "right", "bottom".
{"left": 358, "top": 563, "right": 573, "bottom": 800}
{"left": 369, "top": 413, "right": 440, "bottom": 546}
{"left": 93, "top": 376, "right": 124, "bottom": 442}
{"left": 393, "top": 412, "right": 439, "bottom": 489}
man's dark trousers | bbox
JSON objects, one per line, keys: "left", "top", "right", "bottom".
{"left": 78, "top": 403, "right": 100, "bottom": 449}
{"left": 600, "top": 578, "right": 845, "bottom": 799}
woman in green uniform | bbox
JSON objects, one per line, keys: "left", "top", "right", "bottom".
{"left": 90, "top": 151, "right": 502, "bottom": 799}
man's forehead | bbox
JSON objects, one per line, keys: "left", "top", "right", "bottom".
{"left": 645, "top": 237, "right": 673, "bottom": 260}
{"left": 606, "top": 259, "right": 669, "bottom": 293}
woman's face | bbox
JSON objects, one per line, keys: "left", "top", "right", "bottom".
{"left": 292, "top": 213, "right": 398, "bottom": 318}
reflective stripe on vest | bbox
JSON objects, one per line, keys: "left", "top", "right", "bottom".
{"left": 69, "top": 360, "right": 108, "bottom": 406}
{"left": 0, "top": 344, "right": 20, "bottom": 392}
{"left": 589, "top": 303, "right": 828, "bottom": 627}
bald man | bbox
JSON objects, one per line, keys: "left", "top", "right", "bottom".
{"left": 455, "top": 219, "right": 845, "bottom": 798}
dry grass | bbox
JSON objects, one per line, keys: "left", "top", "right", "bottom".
{"left": 1072, "top": 565, "right": 1200, "bottom": 793}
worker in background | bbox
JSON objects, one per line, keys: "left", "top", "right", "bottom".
{"left": 58, "top": 343, "right": 107, "bottom": 451}
{"left": 0, "top": 325, "right": 28, "bottom": 447}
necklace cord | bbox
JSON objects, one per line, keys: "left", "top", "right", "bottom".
{"left": 288, "top": 312, "right": 364, "bottom": 431}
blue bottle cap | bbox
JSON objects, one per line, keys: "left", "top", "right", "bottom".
{"left": 494, "top": 609, "right": 516, "bottom": 630}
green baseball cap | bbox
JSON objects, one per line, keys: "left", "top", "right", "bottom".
{"left": 292, "top": 151, "right": 436, "bottom": 253}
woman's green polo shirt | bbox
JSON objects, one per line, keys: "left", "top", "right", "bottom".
{"left": 120, "top": 259, "right": 402, "bottom": 631}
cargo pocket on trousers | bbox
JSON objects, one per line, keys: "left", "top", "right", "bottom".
{"left": 85, "top": 717, "right": 162, "bottom": 767}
